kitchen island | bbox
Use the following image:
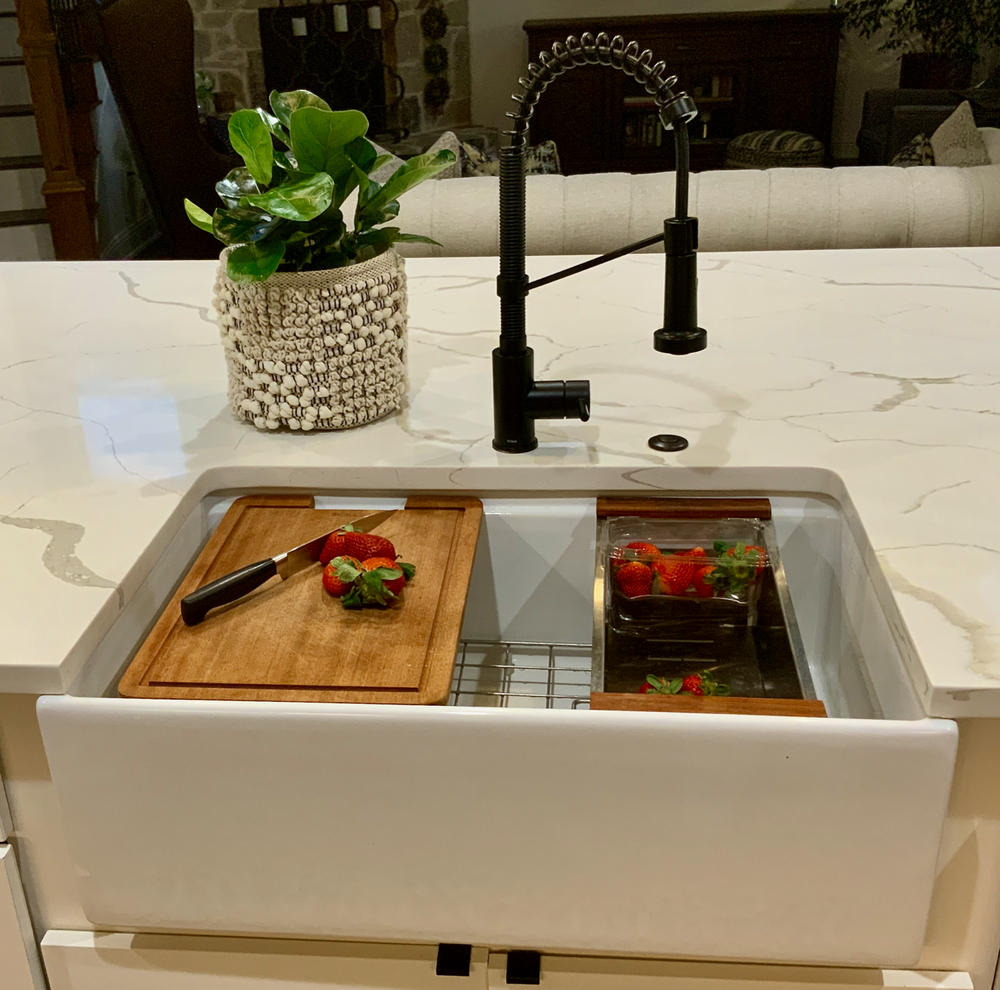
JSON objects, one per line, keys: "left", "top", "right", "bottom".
{"left": 0, "top": 249, "right": 999, "bottom": 990}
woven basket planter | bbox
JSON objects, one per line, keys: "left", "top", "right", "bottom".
{"left": 214, "top": 249, "right": 407, "bottom": 431}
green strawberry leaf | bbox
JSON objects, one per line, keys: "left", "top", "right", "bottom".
{"left": 398, "top": 561, "right": 416, "bottom": 580}
{"left": 331, "top": 558, "right": 361, "bottom": 582}
{"left": 667, "top": 678, "right": 683, "bottom": 694}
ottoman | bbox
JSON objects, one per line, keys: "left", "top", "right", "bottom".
{"left": 725, "top": 129, "right": 825, "bottom": 168}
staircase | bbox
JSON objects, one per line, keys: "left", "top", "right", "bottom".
{"left": 1, "top": 0, "right": 96, "bottom": 259}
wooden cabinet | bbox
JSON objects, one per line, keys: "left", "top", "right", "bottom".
{"left": 523, "top": 10, "right": 843, "bottom": 174}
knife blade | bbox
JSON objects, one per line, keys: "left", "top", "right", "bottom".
{"left": 179, "top": 509, "right": 396, "bottom": 626}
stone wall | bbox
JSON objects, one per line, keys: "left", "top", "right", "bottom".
{"left": 190, "top": 0, "right": 470, "bottom": 135}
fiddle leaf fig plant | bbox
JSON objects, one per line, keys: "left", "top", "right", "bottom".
{"left": 185, "top": 89, "right": 455, "bottom": 283}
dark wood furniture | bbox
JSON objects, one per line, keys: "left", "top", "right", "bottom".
{"left": 523, "top": 9, "right": 844, "bottom": 174}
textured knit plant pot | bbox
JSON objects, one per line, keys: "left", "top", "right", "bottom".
{"left": 214, "top": 249, "right": 407, "bottom": 431}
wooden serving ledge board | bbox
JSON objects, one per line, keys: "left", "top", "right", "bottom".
{"left": 119, "top": 494, "right": 483, "bottom": 704}
{"left": 590, "top": 694, "right": 827, "bottom": 717}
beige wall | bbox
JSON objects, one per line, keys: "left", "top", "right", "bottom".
{"left": 467, "top": 0, "right": 901, "bottom": 162}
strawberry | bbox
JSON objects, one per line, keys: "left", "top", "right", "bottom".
{"left": 322, "top": 555, "right": 361, "bottom": 597}
{"left": 681, "top": 674, "right": 705, "bottom": 696}
{"left": 318, "top": 528, "right": 352, "bottom": 565}
{"left": 361, "top": 556, "right": 406, "bottom": 596}
{"left": 690, "top": 564, "right": 716, "bottom": 598}
{"left": 614, "top": 560, "right": 652, "bottom": 598}
{"left": 342, "top": 558, "right": 417, "bottom": 609}
{"left": 343, "top": 531, "right": 397, "bottom": 562}
{"left": 651, "top": 551, "right": 698, "bottom": 595}
{"left": 624, "top": 541, "right": 660, "bottom": 557}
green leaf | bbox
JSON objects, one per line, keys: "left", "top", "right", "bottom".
{"left": 398, "top": 561, "right": 416, "bottom": 580}
{"left": 213, "top": 206, "right": 282, "bottom": 246}
{"left": 184, "top": 198, "right": 214, "bottom": 234}
{"left": 228, "top": 109, "right": 274, "bottom": 186}
{"left": 363, "top": 149, "right": 455, "bottom": 214}
{"left": 289, "top": 106, "right": 369, "bottom": 175}
{"left": 226, "top": 240, "right": 287, "bottom": 283}
{"left": 269, "top": 89, "right": 332, "bottom": 129}
{"left": 667, "top": 678, "right": 683, "bottom": 694}
{"left": 395, "top": 232, "right": 442, "bottom": 246}
{"left": 255, "top": 107, "right": 289, "bottom": 145}
{"left": 215, "top": 167, "right": 260, "bottom": 208}
{"left": 244, "top": 172, "right": 334, "bottom": 221}
{"left": 273, "top": 150, "right": 299, "bottom": 172}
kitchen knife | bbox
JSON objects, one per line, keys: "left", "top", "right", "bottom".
{"left": 179, "top": 509, "right": 396, "bottom": 626}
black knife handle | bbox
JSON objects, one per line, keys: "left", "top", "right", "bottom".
{"left": 180, "top": 558, "right": 279, "bottom": 626}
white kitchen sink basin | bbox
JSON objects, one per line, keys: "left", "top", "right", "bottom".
{"left": 37, "top": 488, "right": 956, "bottom": 967}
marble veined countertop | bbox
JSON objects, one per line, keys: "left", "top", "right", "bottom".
{"left": 0, "top": 249, "right": 997, "bottom": 715}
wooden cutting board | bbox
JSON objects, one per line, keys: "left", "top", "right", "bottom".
{"left": 119, "top": 494, "right": 483, "bottom": 704}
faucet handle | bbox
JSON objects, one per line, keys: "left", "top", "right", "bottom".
{"left": 527, "top": 379, "right": 591, "bottom": 423}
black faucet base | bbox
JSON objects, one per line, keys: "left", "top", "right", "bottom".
{"left": 492, "top": 347, "right": 591, "bottom": 452}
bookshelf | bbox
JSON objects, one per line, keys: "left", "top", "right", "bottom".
{"left": 523, "top": 9, "right": 843, "bottom": 174}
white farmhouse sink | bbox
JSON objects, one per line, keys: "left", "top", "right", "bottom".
{"left": 36, "top": 487, "right": 956, "bottom": 968}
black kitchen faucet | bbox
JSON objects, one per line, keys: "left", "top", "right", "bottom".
{"left": 492, "top": 32, "right": 707, "bottom": 454}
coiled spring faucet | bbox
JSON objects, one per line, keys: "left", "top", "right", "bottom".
{"left": 493, "top": 32, "right": 706, "bottom": 454}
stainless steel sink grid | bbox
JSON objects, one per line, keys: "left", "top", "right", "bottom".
{"left": 449, "top": 638, "right": 591, "bottom": 708}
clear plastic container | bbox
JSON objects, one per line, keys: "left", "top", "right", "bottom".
{"left": 603, "top": 517, "right": 769, "bottom": 636}
{"left": 593, "top": 516, "right": 811, "bottom": 700}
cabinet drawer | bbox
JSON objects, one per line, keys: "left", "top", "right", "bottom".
{"left": 0, "top": 845, "right": 46, "bottom": 990}
{"left": 42, "top": 931, "right": 486, "bottom": 990}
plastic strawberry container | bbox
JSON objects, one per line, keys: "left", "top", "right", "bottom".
{"left": 591, "top": 516, "right": 812, "bottom": 700}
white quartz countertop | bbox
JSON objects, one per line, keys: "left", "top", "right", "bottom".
{"left": 1, "top": 249, "right": 998, "bottom": 715}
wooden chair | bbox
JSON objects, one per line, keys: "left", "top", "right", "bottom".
{"left": 93, "top": 0, "right": 238, "bottom": 258}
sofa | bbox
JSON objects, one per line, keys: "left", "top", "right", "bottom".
{"left": 394, "top": 128, "right": 1000, "bottom": 257}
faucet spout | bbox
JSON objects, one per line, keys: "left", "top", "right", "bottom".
{"left": 492, "top": 31, "right": 704, "bottom": 454}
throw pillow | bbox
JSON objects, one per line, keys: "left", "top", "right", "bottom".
{"left": 979, "top": 126, "right": 1000, "bottom": 164}
{"left": 930, "top": 100, "right": 991, "bottom": 167}
{"left": 423, "top": 130, "right": 462, "bottom": 179}
{"left": 459, "top": 139, "right": 562, "bottom": 177}
{"left": 890, "top": 133, "right": 935, "bottom": 167}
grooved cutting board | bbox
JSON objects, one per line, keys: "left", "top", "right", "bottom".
{"left": 119, "top": 494, "right": 483, "bottom": 703}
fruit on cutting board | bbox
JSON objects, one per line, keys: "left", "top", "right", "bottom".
{"left": 322, "top": 556, "right": 362, "bottom": 597}
{"left": 319, "top": 526, "right": 397, "bottom": 566}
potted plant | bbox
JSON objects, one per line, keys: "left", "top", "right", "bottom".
{"left": 843, "top": 0, "right": 1000, "bottom": 88}
{"left": 185, "top": 89, "right": 454, "bottom": 432}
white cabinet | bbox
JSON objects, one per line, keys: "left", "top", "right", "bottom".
{"left": 41, "top": 930, "right": 487, "bottom": 990}
{"left": 0, "top": 845, "right": 46, "bottom": 990}
{"left": 0, "top": 770, "right": 11, "bottom": 841}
